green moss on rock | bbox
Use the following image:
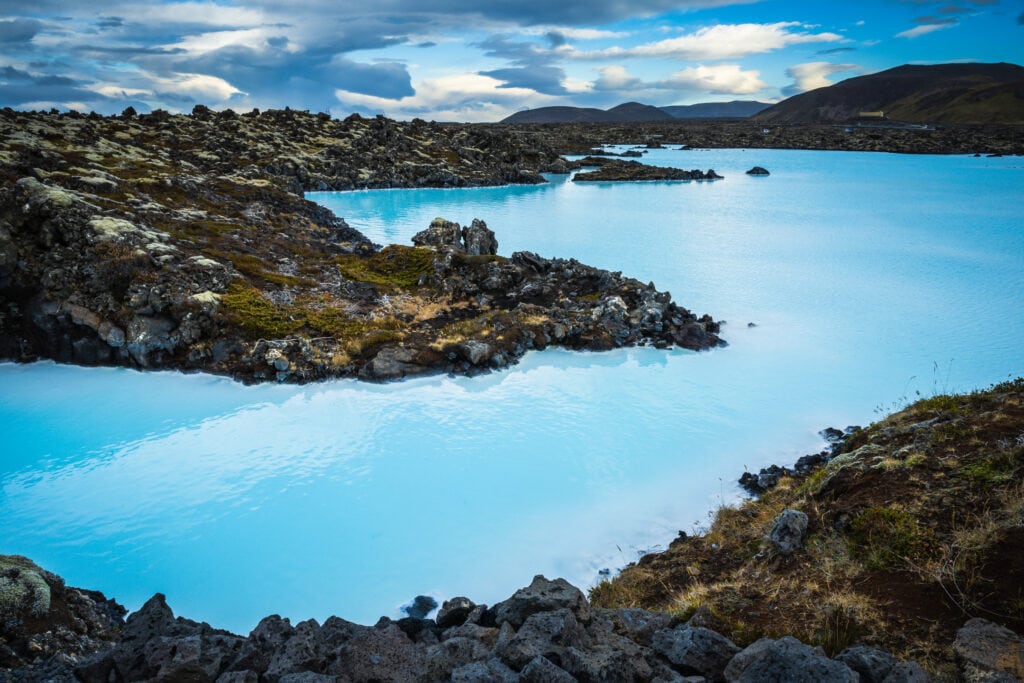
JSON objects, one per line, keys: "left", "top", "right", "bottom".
{"left": 0, "top": 555, "right": 51, "bottom": 626}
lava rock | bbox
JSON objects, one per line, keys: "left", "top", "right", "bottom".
{"left": 768, "top": 509, "right": 809, "bottom": 555}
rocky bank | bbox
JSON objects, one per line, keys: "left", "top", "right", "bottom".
{"left": 7, "top": 559, "right": 1012, "bottom": 683}
{"left": 591, "top": 378, "right": 1024, "bottom": 680}
{"left": 0, "top": 108, "right": 721, "bottom": 383}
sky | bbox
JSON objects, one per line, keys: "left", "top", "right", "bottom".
{"left": 1, "top": 0, "right": 1022, "bottom": 121}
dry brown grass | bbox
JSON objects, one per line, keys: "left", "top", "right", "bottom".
{"left": 589, "top": 379, "right": 1024, "bottom": 672}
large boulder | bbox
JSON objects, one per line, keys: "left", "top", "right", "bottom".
{"left": 412, "top": 217, "right": 462, "bottom": 251}
{"left": 769, "top": 509, "right": 809, "bottom": 555}
{"left": 494, "top": 608, "right": 589, "bottom": 671}
{"left": 462, "top": 219, "right": 498, "bottom": 256}
{"left": 651, "top": 625, "right": 740, "bottom": 682}
{"left": 436, "top": 597, "right": 477, "bottom": 629}
{"left": 724, "top": 636, "right": 858, "bottom": 682}
{"left": 491, "top": 576, "right": 592, "bottom": 628}
{"left": 835, "top": 645, "right": 897, "bottom": 682}
{"left": 953, "top": 618, "right": 1024, "bottom": 682}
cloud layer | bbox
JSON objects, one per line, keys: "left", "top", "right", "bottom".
{"left": 0, "top": 0, "right": 1016, "bottom": 120}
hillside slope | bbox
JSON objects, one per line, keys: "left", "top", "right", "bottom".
{"left": 756, "top": 62, "right": 1024, "bottom": 124}
{"left": 591, "top": 378, "right": 1024, "bottom": 676}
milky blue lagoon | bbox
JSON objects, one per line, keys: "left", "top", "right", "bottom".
{"left": 2, "top": 149, "right": 1022, "bottom": 634}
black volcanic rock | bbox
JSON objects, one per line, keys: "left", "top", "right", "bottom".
{"left": 572, "top": 160, "right": 723, "bottom": 182}
{"left": 1, "top": 559, "right": 956, "bottom": 683}
{"left": 0, "top": 110, "right": 724, "bottom": 384}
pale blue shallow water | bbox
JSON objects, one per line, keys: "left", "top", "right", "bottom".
{"left": 1, "top": 148, "right": 1022, "bottom": 634}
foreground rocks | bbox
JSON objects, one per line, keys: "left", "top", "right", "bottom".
{"left": 0, "top": 109, "right": 723, "bottom": 384}
{"left": 3, "top": 563, "right": 976, "bottom": 683}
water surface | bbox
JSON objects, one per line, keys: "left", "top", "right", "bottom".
{"left": 2, "top": 148, "right": 1021, "bottom": 633}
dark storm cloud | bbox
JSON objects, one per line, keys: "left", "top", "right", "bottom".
{"left": 75, "top": 45, "right": 187, "bottom": 56}
{"left": 238, "top": 0, "right": 756, "bottom": 28}
{"left": 329, "top": 58, "right": 415, "bottom": 99}
{"left": 480, "top": 65, "right": 568, "bottom": 94}
{"left": 0, "top": 71, "right": 110, "bottom": 108}
{"left": 475, "top": 34, "right": 552, "bottom": 65}
{"left": 545, "top": 31, "right": 567, "bottom": 47}
{"left": 0, "top": 18, "right": 43, "bottom": 44}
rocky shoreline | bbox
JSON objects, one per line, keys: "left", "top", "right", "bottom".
{"left": 5, "top": 557, "right": 1009, "bottom": 683}
{"left": 495, "top": 120, "right": 1024, "bottom": 156}
{"left": 0, "top": 108, "right": 721, "bottom": 384}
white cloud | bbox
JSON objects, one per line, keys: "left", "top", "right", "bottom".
{"left": 594, "top": 63, "right": 767, "bottom": 95}
{"left": 784, "top": 61, "right": 859, "bottom": 93}
{"left": 523, "top": 27, "right": 629, "bottom": 40}
{"left": 660, "top": 64, "right": 768, "bottom": 93}
{"left": 335, "top": 72, "right": 560, "bottom": 122}
{"left": 895, "top": 23, "right": 953, "bottom": 39}
{"left": 594, "top": 65, "right": 642, "bottom": 90}
{"left": 94, "top": 85, "right": 154, "bottom": 98}
{"left": 127, "top": 2, "right": 266, "bottom": 27}
{"left": 164, "top": 27, "right": 302, "bottom": 55}
{"left": 154, "top": 73, "right": 246, "bottom": 101}
{"left": 569, "top": 22, "right": 843, "bottom": 60}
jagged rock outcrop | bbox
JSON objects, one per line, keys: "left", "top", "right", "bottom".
{"left": 2, "top": 563, "right": 948, "bottom": 683}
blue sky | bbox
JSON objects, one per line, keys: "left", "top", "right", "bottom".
{"left": 1, "top": 0, "right": 1021, "bottom": 121}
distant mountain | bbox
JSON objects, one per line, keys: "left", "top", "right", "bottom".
{"left": 606, "top": 102, "right": 674, "bottom": 121}
{"left": 500, "top": 100, "right": 766, "bottom": 124}
{"left": 660, "top": 100, "right": 771, "bottom": 119}
{"left": 756, "top": 62, "right": 1024, "bottom": 125}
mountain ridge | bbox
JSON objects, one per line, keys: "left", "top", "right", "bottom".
{"left": 501, "top": 100, "right": 770, "bottom": 124}
{"left": 755, "top": 62, "right": 1024, "bottom": 124}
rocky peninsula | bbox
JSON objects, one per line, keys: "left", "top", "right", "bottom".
{"left": 572, "top": 157, "right": 723, "bottom": 182}
{"left": 0, "top": 107, "right": 721, "bottom": 383}
{"left": 4, "top": 380, "right": 1023, "bottom": 682}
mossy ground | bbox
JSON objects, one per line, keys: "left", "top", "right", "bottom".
{"left": 590, "top": 378, "right": 1024, "bottom": 676}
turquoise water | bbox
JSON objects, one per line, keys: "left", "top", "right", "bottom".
{"left": 1, "top": 149, "right": 1022, "bottom": 634}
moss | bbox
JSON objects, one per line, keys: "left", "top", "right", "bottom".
{"left": 0, "top": 556, "right": 51, "bottom": 624}
{"left": 847, "top": 507, "right": 937, "bottom": 570}
{"left": 209, "top": 251, "right": 316, "bottom": 288}
{"left": 915, "top": 394, "right": 967, "bottom": 416}
{"left": 222, "top": 283, "right": 305, "bottom": 339}
{"left": 961, "top": 451, "right": 1020, "bottom": 486}
{"left": 335, "top": 245, "right": 434, "bottom": 290}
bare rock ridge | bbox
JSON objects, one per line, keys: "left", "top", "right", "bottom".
{"left": 7, "top": 559, "right": 1012, "bottom": 682}
{"left": 0, "top": 108, "right": 723, "bottom": 383}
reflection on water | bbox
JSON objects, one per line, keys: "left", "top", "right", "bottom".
{"left": 2, "top": 150, "right": 1023, "bottom": 633}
